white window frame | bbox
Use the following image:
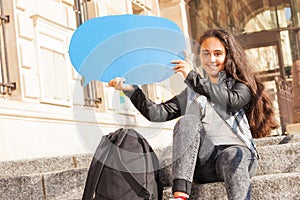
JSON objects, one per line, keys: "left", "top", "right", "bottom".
{"left": 33, "top": 16, "right": 73, "bottom": 107}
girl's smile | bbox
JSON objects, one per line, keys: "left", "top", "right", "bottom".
{"left": 200, "top": 37, "right": 226, "bottom": 83}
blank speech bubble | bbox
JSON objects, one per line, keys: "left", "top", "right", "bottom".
{"left": 69, "top": 14, "right": 186, "bottom": 85}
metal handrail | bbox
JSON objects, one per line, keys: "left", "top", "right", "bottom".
{"left": 0, "top": 0, "right": 15, "bottom": 95}
{"left": 74, "top": 0, "right": 99, "bottom": 107}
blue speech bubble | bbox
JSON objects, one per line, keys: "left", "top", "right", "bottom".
{"left": 69, "top": 14, "right": 186, "bottom": 85}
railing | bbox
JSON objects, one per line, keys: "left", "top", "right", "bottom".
{"left": 275, "top": 77, "right": 294, "bottom": 133}
{"left": 0, "top": 0, "right": 15, "bottom": 95}
{"left": 73, "top": 0, "right": 101, "bottom": 107}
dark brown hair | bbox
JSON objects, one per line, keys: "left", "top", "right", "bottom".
{"left": 199, "top": 29, "right": 279, "bottom": 138}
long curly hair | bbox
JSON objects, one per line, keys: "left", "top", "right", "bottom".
{"left": 199, "top": 29, "right": 279, "bottom": 138}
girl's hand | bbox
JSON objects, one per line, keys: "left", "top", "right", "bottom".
{"left": 172, "top": 51, "right": 193, "bottom": 79}
{"left": 108, "top": 77, "right": 134, "bottom": 91}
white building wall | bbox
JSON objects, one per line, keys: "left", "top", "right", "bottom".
{"left": 0, "top": 0, "right": 189, "bottom": 161}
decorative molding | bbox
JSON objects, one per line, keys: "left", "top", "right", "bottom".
{"left": 17, "top": 14, "right": 34, "bottom": 40}
{"left": 31, "top": 14, "right": 75, "bottom": 31}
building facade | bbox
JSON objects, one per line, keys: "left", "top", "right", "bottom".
{"left": 0, "top": 0, "right": 191, "bottom": 161}
{"left": 0, "top": 0, "right": 299, "bottom": 161}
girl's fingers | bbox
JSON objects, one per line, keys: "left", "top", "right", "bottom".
{"left": 108, "top": 77, "right": 133, "bottom": 91}
{"left": 171, "top": 60, "right": 186, "bottom": 64}
{"left": 173, "top": 63, "right": 186, "bottom": 70}
{"left": 108, "top": 80, "right": 115, "bottom": 87}
{"left": 172, "top": 65, "right": 180, "bottom": 71}
{"left": 108, "top": 77, "right": 124, "bottom": 88}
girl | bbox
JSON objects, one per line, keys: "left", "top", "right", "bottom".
{"left": 108, "top": 29, "right": 278, "bottom": 200}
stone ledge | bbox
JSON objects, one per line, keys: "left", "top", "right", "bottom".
{"left": 254, "top": 134, "right": 300, "bottom": 147}
{"left": 0, "top": 136, "right": 299, "bottom": 199}
{"left": 1, "top": 135, "right": 299, "bottom": 178}
{"left": 286, "top": 123, "right": 300, "bottom": 135}
{"left": 256, "top": 142, "right": 300, "bottom": 175}
{"left": 0, "top": 168, "right": 88, "bottom": 200}
{"left": 156, "top": 134, "right": 300, "bottom": 159}
{"left": 0, "top": 165, "right": 299, "bottom": 199}
{"left": 0, "top": 153, "right": 92, "bottom": 178}
{"left": 43, "top": 168, "right": 88, "bottom": 200}
{"left": 0, "top": 174, "right": 44, "bottom": 200}
{"left": 158, "top": 142, "right": 300, "bottom": 186}
{"left": 189, "top": 172, "right": 300, "bottom": 200}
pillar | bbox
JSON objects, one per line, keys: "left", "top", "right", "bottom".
{"left": 292, "top": 60, "right": 300, "bottom": 123}
{"left": 290, "top": 0, "right": 300, "bottom": 61}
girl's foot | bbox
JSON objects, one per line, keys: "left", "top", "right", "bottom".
{"left": 169, "top": 191, "right": 189, "bottom": 200}
{"left": 169, "top": 197, "right": 189, "bottom": 200}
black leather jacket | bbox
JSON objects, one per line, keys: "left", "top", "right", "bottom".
{"left": 124, "top": 70, "right": 251, "bottom": 122}
{"left": 124, "top": 70, "right": 259, "bottom": 157}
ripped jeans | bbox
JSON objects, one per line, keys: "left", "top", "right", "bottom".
{"left": 172, "top": 115, "right": 258, "bottom": 200}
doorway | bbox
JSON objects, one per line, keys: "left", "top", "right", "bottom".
{"left": 238, "top": 29, "right": 296, "bottom": 134}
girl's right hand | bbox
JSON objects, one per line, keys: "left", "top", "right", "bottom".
{"left": 108, "top": 77, "right": 134, "bottom": 91}
{"left": 171, "top": 50, "right": 193, "bottom": 79}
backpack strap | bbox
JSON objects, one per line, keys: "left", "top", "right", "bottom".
{"left": 82, "top": 135, "right": 112, "bottom": 200}
{"left": 82, "top": 128, "right": 128, "bottom": 200}
{"left": 120, "top": 170, "right": 152, "bottom": 199}
{"left": 116, "top": 134, "right": 153, "bottom": 199}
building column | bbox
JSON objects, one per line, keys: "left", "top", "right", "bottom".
{"left": 292, "top": 60, "right": 300, "bottom": 123}
{"left": 290, "top": 0, "right": 300, "bottom": 123}
{"left": 159, "top": 0, "right": 191, "bottom": 37}
{"left": 157, "top": 0, "right": 193, "bottom": 93}
{"left": 290, "top": 0, "right": 300, "bottom": 60}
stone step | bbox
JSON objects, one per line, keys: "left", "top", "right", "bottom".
{"left": 0, "top": 136, "right": 299, "bottom": 199}
{"left": 155, "top": 134, "right": 300, "bottom": 159}
{"left": 1, "top": 168, "right": 298, "bottom": 200}
{"left": 254, "top": 134, "right": 300, "bottom": 147}
{"left": 0, "top": 168, "right": 88, "bottom": 200}
{"left": 163, "top": 173, "right": 300, "bottom": 200}
{"left": 188, "top": 172, "right": 300, "bottom": 200}
{"left": 0, "top": 153, "right": 92, "bottom": 178}
{"left": 0, "top": 135, "right": 299, "bottom": 178}
{"left": 0, "top": 173, "right": 44, "bottom": 200}
{"left": 42, "top": 168, "right": 87, "bottom": 200}
{"left": 286, "top": 123, "right": 300, "bottom": 135}
{"left": 256, "top": 142, "right": 300, "bottom": 176}
{"left": 158, "top": 142, "right": 300, "bottom": 186}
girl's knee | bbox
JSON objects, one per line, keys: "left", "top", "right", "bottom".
{"left": 173, "top": 115, "right": 203, "bottom": 136}
{"left": 176, "top": 115, "right": 200, "bottom": 126}
{"left": 221, "top": 146, "right": 248, "bottom": 162}
{"left": 216, "top": 146, "right": 252, "bottom": 176}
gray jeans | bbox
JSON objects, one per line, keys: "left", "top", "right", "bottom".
{"left": 172, "top": 115, "right": 258, "bottom": 200}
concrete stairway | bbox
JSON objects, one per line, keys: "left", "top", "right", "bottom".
{"left": 0, "top": 154, "right": 92, "bottom": 200}
{"left": 0, "top": 134, "right": 299, "bottom": 200}
{"left": 160, "top": 134, "right": 300, "bottom": 200}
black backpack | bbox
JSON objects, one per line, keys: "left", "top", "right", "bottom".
{"left": 82, "top": 128, "right": 163, "bottom": 200}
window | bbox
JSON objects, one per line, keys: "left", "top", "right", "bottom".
{"left": 74, "top": 0, "right": 101, "bottom": 107}
{"left": 40, "top": 48, "right": 70, "bottom": 103}
{"left": 0, "top": 3, "right": 15, "bottom": 95}
{"left": 34, "top": 16, "right": 72, "bottom": 106}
